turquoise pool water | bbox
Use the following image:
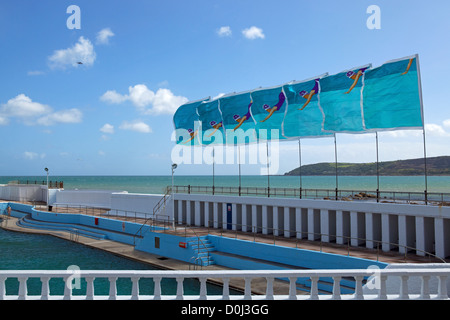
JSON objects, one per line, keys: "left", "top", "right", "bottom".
{"left": 0, "top": 226, "right": 230, "bottom": 296}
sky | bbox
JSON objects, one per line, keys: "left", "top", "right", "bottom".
{"left": 1, "top": 0, "right": 450, "bottom": 177}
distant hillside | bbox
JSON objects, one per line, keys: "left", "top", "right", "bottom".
{"left": 284, "top": 156, "right": 450, "bottom": 176}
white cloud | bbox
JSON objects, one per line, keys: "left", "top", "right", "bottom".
{"left": 100, "top": 84, "right": 188, "bottom": 115}
{"left": 24, "top": 151, "right": 46, "bottom": 160}
{"left": 37, "top": 108, "right": 83, "bottom": 126}
{"left": 425, "top": 123, "right": 449, "bottom": 137}
{"left": 0, "top": 116, "right": 8, "bottom": 126}
{"left": 1, "top": 94, "right": 52, "bottom": 118}
{"left": 96, "top": 28, "right": 114, "bottom": 45}
{"left": 443, "top": 119, "right": 450, "bottom": 128}
{"left": 242, "top": 26, "right": 265, "bottom": 40}
{"left": 100, "top": 90, "right": 128, "bottom": 104}
{"left": 128, "top": 84, "right": 156, "bottom": 108}
{"left": 217, "top": 26, "right": 232, "bottom": 37}
{"left": 48, "top": 36, "right": 96, "bottom": 69}
{"left": 119, "top": 120, "right": 152, "bottom": 133}
{"left": 100, "top": 123, "right": 114, "bottom": 134}
{"left": 27, "top": 70, "right": 45, "bottom": 76}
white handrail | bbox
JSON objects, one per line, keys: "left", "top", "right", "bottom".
{"left": 0, "top": 268, "right": 449, "bottom": 300}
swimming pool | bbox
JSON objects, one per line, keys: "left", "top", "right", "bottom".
{"left": 0, "top": 227, "right": 235, "bottom": 296}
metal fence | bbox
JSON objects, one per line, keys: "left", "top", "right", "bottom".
{"left": 170, "top": 185, "right": 450, "bottom": 206}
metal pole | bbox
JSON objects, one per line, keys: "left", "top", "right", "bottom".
{"left": 376, "top": 132, "right": 380, "bottom": 203}
{"left": 423, "top": 128, "right": 428, "bottom": 204}
{"left": 298, "top": 139, "right": 302, "bottom": 199}
{"left": 334, "top": 134, "right": 338, "bottom": 200}
{"left": 266, "top": 141, "right": 270, "bottom": 197}
{"left": 212, "top": 147, "right": 215, "bottom": 195}
{"left": 238, "top": 145, "right": 241, "bottom": 196}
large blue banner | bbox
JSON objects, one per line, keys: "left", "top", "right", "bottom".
{"left": 173, "top": 55, "right": 423, "bottom": 145}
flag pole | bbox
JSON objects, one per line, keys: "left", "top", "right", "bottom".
{"left": 423, "top": 128, "right": 428, "bottom": 204}
{"left": 334, "top": 134, "right": 339, "bottom": 200}
{"left": 376, "top": 132, "right": 380, "bottom": 202}
{"left": 212, "top": 146, "right": 215, "bottom": 195}
{"left": 238, "top": 145, "right": 242, "bottom": 196}
{"left": 298, "top": 139, "right": 302, "bottom": 199}
{"left": 266, "top": 141, "right": 270, "bottom": 197}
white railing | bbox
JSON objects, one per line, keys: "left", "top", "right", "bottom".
{"left": 0, "top": 269, "right": 449, "bottom": 300}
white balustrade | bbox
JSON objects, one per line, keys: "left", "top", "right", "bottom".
{"left": 0, "top": 269, "right": 449, "bottom": 300}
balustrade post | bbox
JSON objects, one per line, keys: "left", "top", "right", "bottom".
{"left": 153, "top": 277, "right": 162, "bottom": 300}
{"left": 40, "top": 277, "right": 50, "bottom": 300}
{"left": 354, "top": 276, "right": 364, "bottom": 300}
{"left": 438, "top": 276, "right": 448, "bottom": 300}
{"left": 86, "top": 277, "right": 95, "bottom": 300}
{"left": 199, "top": 277, "right": 207, "bottom": 300}
{"left": 420, "top": 275, "right": 430, "bottom": 299}
{"left": 131, "top": 277, "right": 140, "bottom": 300}
{"left": 176, "top": 277, "right": 184, "bottom": 300}
{"left": 288, "top": 277, "right": 297, "bottom": 300}
{"left": 0, "top": 276, "right": 6, "bottom": 300}
{"left": 222, "top": 277, "right": 230, "bottom": 300}
{"left": 108, "top": 277, "right": 118, "bottom": 300}
{"left": 309, "top": 277, "right": 319, "bottom": 300}
{"left": 265, "top": 277, "right": 274, "bottom": 300}
{"left": 244, "top": 277, "right": 252, "bottom": 300}
{"left": 332, "top": 276, "right": 342, "bottom": 300}
{"left": 399, "top": 275, "right": 409, "bottom": 299}
{"left": 378, "top": 276, "right": 387, "bottom": 300}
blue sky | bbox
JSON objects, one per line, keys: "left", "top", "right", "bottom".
{"left": 1, "top": 0, "right": 450, "bottom": 176}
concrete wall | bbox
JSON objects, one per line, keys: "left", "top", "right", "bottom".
{"left": 174, "top": 193, "right": 450, "bottom": 259}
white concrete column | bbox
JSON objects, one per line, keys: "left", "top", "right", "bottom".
{"left": 336, "top": 210, "right": 344, "bottom": 245}
{"left": 262, "top": 205, "right": 269, "bottom": 235}
{"left": 222, "top": 203, "right": 228, "bottom": 230}
{"left": 350, "top": 211, "right": 358, "bottom": 246}
{"left": 320, "top": 209, "right": 330, "bottom": 243}
{"left": 177, "top": 200, "right": 183, "bottom": 225}
{"left": 365, "top": 212, "right": 374, "bottom": 249}
{"left": 186, "top": 201, "right": 192, "bottom": 226}
{"left": 381, "top": 213, "right": 390, "bottom": 252}
{"left": 204, "top": 202, "right": 210, "bottom": 227}
{"left": 213, "top": 202, "right": 219, "bottom": 228}
{"left": 284, "top": 207, "right": 294, "bottom": 238}
{"left": 232, "top": 203, "right": 237, "bottom": 231}
{"left": 435, "top": 217, "right": 445, "bottom": 259}
{"left": 398, "top": 215, "right": 407, "bottom": 255}
{"left": 350, "top": 211, "right": 364, "bottom": 246}
{"left": 415, "top": 216, "right": 426, "bottom": 256}
{"left": 242, "top": 204, "right": 248, "bottom": 232}
{"left": 273, "top": 206, "right": 279, "bottom": 236}
{"left": 195, "top": 201, "right": 201, "bottom": 226}
{"left": 251, "top": 205, "right": 258, "bottom": 233}
{"left": 295, "top": 208, "right": 303, "bottom": 239}
{"left": 308, "top": 208, "right": 315, "bottom": 241}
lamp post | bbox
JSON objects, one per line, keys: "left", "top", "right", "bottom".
{"left": 171, "top": 163, "right": 177, "bottom": 229}
{"left": 44, "top": 167, "right": 49, "bottom": 210}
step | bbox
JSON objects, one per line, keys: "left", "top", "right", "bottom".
{"left": 211, "top": 251, "right": 355, "bottom": 294}
{"left": 18, "top": 216, "right": 107, "bottom": 240}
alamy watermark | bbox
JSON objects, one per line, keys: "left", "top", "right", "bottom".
{"left": 171, "top": 124, "right": 280, "bottom": 175}
{"left": 367, "top": 5, "right": 381, "bottom": 30}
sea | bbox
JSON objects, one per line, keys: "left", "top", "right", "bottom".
{"left": 1, "top": 175, "right": 449, "bottom": 194}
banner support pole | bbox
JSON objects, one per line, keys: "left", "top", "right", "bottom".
{"left": 212, "top": 146, "right": 215, "bottom": 195}
{"left": 298, "top": 139, "right": 302, "bottom": 199}
{"left": 334, "top": 134, "right": 338, "bottom": 200}
{"left": 238, "top": 145, "right": 242, "bottom": 196}
{"left": 267, "top": 141, "right": 270, "bottom": 197}
{"left": 376, "top": 132, "right": 380, "bottom": 202}
{"left": 423, "top": 128, "right": 428, "bottom": 204}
